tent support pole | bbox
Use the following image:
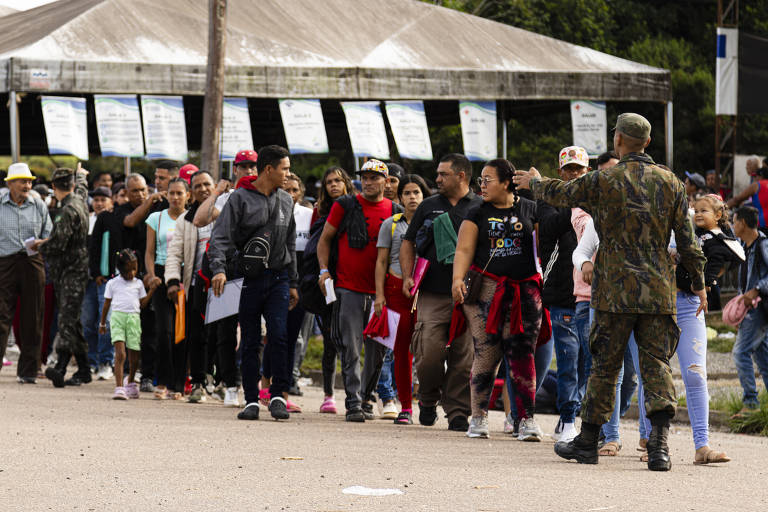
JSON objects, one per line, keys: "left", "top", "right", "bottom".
{"left": 9, "top": 90, "right": 19, "bottom": 163}
{"left": 664, "top": 101, "right": 673, "bottom": 167}
{"left": 501, "top": 102, "right": 508, "bottom": 158}
{"left": 124, "top": 157, "right": 130, "bottom": 176}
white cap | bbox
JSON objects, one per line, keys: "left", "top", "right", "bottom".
{"left": 5, "top": 162, "right": 34, "bottom": 182}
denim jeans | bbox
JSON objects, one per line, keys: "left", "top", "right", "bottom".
{"left": 574, "top": 301, "right": 592, "bottom": 399}
{"left": 732, "top": 307, "right": 768, "bottom": 408}
{"left": 239, "top": 270, "right": 291, "bottom": 405}
{"left": 550, "top": 306, "right": 582, "bottom": 422}
{"left": 508, "top": 335, "right": 554, "bottom": 418}
{"left": 376, "top": 349, "right": 396, "bottom": 402}
{"left": 634, "top": 292, "right": 711, "bottom": 448}
{"left": 620, "top": 348, "right": 637, "bottom": 416}
{"left": 82, "top": 279, "right": 112, "bottom": 369}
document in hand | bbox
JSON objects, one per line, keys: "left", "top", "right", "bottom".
{"left": 205, "top": 278, "right": 244, "bottom": 324}
{"left": 364, "top": 307, "right": 400, "bottom": 350}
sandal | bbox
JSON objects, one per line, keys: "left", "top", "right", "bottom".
{"left": 259, "top": 389, "right": 271, "bottom": 407}
{"left": 598, "top": 441, "right": 621, "bottom": 456}
{"left": 286, "top": 400, "right": 302, "bottom": 413}
{"left": 640, "top": 453, "right": 648, "bottom": 462}
{"left": 154, "top": 387, "right": 169, "bottom": 400}
{"left": 694, "top": 446, "right": 731, "bottom": 465}
{"left": 637, "top": 438, "right": 648, "bottom": 452}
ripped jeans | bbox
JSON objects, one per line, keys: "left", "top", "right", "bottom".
{"left": 633, "top": 291, "right": 709, "bottom": 449}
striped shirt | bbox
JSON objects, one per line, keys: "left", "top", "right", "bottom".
{"left": 0, "top": 189, "right": 53, "bottom": 257}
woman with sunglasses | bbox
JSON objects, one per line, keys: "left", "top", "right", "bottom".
{"left": 452, "top": 159, "right": 546, "bottom": 441}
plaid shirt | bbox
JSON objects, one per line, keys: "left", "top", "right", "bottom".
{"left": 0, "top": 189, "right": 53, "bottom": 257}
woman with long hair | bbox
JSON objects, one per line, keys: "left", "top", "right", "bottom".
{"left": 452, "top": 159, "right": 546, "bottom": 441}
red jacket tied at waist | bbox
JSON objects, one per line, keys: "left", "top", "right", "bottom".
{"left": 449, "top": 266, "right": 551, "bottom": 346}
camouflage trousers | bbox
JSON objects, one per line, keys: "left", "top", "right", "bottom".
{"left": 52, "top": 270, "right": 88, "bottom": 357}
{"left": 581, "top": 310, "right": 679, "bottom": 425}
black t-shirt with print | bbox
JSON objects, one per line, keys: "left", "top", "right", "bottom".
{"left": 466, "top": 197, "right": 538, "bottom": 279}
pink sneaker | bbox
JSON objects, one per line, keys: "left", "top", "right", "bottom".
{"left": 113, "top": 387, "right": 128, "bottom": 400}
{"left": 2, "top": 357, "right": 11, "bottom": 366}
{"left": 319, "top": 396, "right": 337, "bottom": 414}
{"left": 125, "top": 382, "right": 140, "bottom": 399}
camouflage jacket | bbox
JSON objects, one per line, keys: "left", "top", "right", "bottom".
{"left": 40, "top": 172, "right": 89, "bottom": 276}
{"left": 530, "top": 152, "right": 705, "bottom": 314}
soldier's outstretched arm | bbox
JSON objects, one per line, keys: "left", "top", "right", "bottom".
{"left": 516, "top": 169, "right": 599, "bottom": 210}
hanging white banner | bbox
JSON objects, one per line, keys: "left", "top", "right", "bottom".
{"left": 140, "top": 95, "right": 188, "bottom": 161}
{"left": 94, "top": 95, "right": 144, "bottom": 157}
{"left": 220, "top": 97, "right": 254, "bottom": 160}
{"left": 384, "top": 101, "right": 433, "bottom": 161}
{"left": 41, "top": 96, "right": 89, "bottom": 161}
{"left": 279, "top": 99, "right": 329, "bottom": 154}
{"left": 459, "top": 101, "right": 497, "bottom": 161}
{"left": 570, "top": 100, "right": 607, "bottom": 157}
{"left": 716, "top": 27, "right": 738, "bottom": 116}
{"left": 341, "top": 101, "right": 390, "bottom": 160}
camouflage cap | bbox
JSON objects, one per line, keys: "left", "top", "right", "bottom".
{"left": 51, "top": 167, "right": 74, "bottom": 181}
{"left": 614, "top": 113, "right": 651, "bottom": 140}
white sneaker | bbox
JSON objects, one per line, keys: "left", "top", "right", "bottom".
{"left": 559, "top": 422, "right": 578, "bottom": 443}
{"left": 381, "top": 400, "right": 398, "bottom": 419}
{"left": 97, "top": 364, "right": 113, "bottom": 381}
{"left": 223, "top": 387, "right": 240, "bottom": 407}
{"left": 518, "top": 417, "right": 543, "bottom": 442}
{"left": 552, "top": 418, "right": 564, "bottom": 441}
{"left": 466, "top": 416, "right": 489, "bottom": 438}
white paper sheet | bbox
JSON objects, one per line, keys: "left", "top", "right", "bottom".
{"left": 324, "top": 278, "right": 337, "bottom": 304}
{"left": 205, "top": 278, "right": 243, "bottom": 324}
{"left": 24, "top": 237, "right": 38, "bottom": 256}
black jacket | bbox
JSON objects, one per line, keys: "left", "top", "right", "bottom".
{"left": 537, "top": 201, "right": 577, "bottom": 310}
{"left": 88, "top": 210, "right": 125, "bottom": 279}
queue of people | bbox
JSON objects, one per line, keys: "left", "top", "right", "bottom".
{"left": 3, "top": 111, "right": 765, "bottom": 473}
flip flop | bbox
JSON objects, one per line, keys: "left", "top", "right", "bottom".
{"left": 694, "top": 447, "right": 731, "bottom": 465}
{"left": 598, "top": 441, "right": 621, "bottom": 456}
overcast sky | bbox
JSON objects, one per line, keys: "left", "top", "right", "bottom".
{"left": 0, "top": 0, "right": 56, "bottom": 11}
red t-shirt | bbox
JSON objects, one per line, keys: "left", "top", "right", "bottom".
{"left": 327, "top": 195, "right": 393, "bottom": 294}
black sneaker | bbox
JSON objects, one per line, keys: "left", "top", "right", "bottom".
{"left": 269, "top": 397, "right": 290, "bottom": 420}
{"left": 346, "top": 408, "right": 366, "bottom": 422}
{"left": 361, "top": 402, "right": 375, "bottom": 420}
{"left": 65, "top": 372, "right": 92, "bottom": 386}
{"left": 45, "top": 367, "right": 65, "bottom": 388}
{"left": 16, "top": 376, "right": 36, "bottom": 384}
{"left": 418, "top": 403, "right": 437, "bottom": 426}
{"left": 448, "top": 415, "right": 470, "bottom": 432}
{"left": 395, "top": 411, "right": 413, "bottom": 425}
{"left": 237, "top": 402, "right": 260, "bottom": 421}
{"left": 140, "top": 378, "right": 155, "bottom": 393}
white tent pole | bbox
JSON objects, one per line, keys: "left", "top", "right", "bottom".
{"left": 124, "top": 156, "right": 130, "bottom": 176}
{"left": 501, "top": 102, "right": 508, "bottom": 158}
{"left": 665, "top": 101, "right": 674, "bottom": 167}
{"left": 354, "top": 156, "right": 360, "bottom": 173}
{"left": 9, "top": 90, "right": 19, "bottom": 163}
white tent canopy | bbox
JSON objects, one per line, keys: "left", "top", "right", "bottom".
{"left": 0, "top": 0, "right": 670, "bottom": 101}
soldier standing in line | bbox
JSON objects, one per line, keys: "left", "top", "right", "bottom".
{"left": 36, "top": 167, "right": 91, "bottom": 387}
{"left": 514, "top": 113, "right": 707, "bottom": 471}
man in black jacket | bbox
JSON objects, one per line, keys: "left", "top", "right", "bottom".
{"left": 538, "top": 146, "right": 590, "bottom": 443}
{"left": 208, "top": 145, "right": 298, "bottom": 422}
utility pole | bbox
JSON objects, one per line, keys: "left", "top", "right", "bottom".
{"left": 201, "top": 0, "right": 227, "bottom": 180}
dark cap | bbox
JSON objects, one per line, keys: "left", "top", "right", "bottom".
{"left": 614, "top": 113, "right": 651, "bottom": 140}
{"left": 51, "top": 167, "right": 74, "bottom": 182}
{"left": 92, "top": 186, "right": 112, "bottom": 198}
{"left": 386, "top": 163, "right": 404, "bottom": 180}
{"left": 685, "top": 172, "right": 706, "bottom": 189}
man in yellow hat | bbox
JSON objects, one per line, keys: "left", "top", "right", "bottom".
{"left": 0, "top": 163, "right": 53, "bottom": 383}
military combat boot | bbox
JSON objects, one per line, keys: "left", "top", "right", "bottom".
{"left": 65, "top": 352, "right": 92, "bottom": 386}
{"left": 647, "top": 416, "right": 672, "bottom": 471}
{"left": 44, "top": 350, "right": 70, "bottom": 388}
{"left": 554, "top": 422, "right": 599, "bottom": 464}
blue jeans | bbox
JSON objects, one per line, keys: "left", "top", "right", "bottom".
{"left": 508, "top": 335, "right": 554, "bottom": 418}
{"left": 620, "top": 348, "right": 637, "bottom": 416}
{"left": 550, "top": 306, "right": 582, "bottom": 422}
{"left": 376, "top": 349, "right": 396, "bottom": 402}
{"left": 239, "top": 270, "right": 291, "bottom": 405}
{"left": 575, "top": 301, "right": 592, "bottom": 399}
{"left": 83, "top": 279, "right": 112, "bottom": 369}
{"left": 633, "top": 292, "right": 711, "bottom": 448}
{"left": 732, "top": 307, "right": 768, "bottom": 408}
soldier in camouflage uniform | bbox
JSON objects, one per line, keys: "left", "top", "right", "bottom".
{"left": 514, "top": 113, "right": 706, "bottom": 471}
{"left": 40, "top": 168, "right": 91, "bottom": 388}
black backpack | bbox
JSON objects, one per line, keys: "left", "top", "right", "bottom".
{"left": 299, "top": 216, "right": 335, "bottom": 315}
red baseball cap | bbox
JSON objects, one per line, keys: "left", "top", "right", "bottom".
{"left": 234, "top": 150, "right": 258, "bottom": 165}
{"left": 179, "top": 163, "right": 199, "bottom": 184}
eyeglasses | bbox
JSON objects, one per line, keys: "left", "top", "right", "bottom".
{"left": 476, "top": 177, "right": 496, "bottom": 186}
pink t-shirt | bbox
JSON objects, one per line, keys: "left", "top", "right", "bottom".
{"left": 571, "top": 208, "right": 594, "bottom": 304}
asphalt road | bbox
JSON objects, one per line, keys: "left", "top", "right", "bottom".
{"left": 1, "top": 366, "right": 767, "bottom": 511}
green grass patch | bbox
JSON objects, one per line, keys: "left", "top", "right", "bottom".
{"left": 728, "top": 392, "right": 768, "bottom": 436}
{"left": 708, "top": 336, "right": 735, "bottom": 354}
{"left": 301, "top": 335, "right": 342, "bottom": 373}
